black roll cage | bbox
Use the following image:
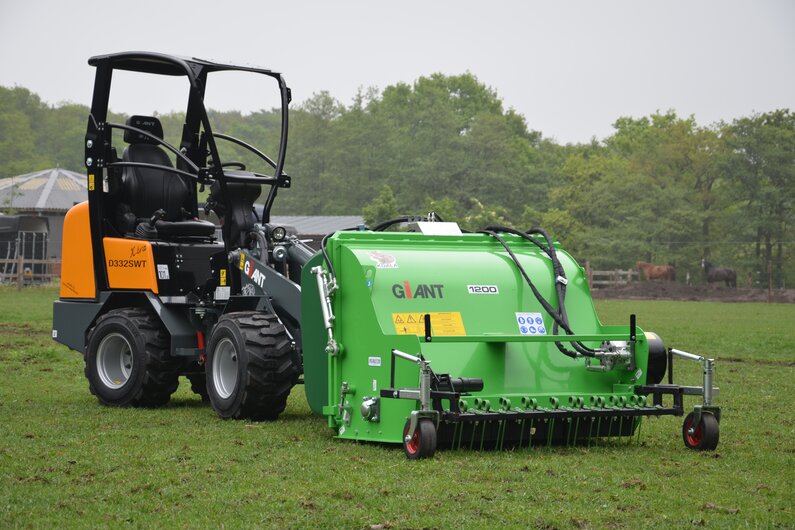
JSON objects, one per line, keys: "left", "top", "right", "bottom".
{"left": 84, "top": 51, "right": 292, "bottom": 292}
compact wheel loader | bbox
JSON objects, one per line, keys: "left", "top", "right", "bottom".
{"left": 53, "top": 51, "right": 721, "bottom": 459}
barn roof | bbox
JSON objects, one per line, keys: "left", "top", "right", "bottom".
{"left": 0, "top": 168, "right": 87, "bottom": 213}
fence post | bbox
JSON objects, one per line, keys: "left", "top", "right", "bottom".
{"left": 16, "top": 251, "right": 24, "bottom": 290}
{"left": 585, "top": 261, "right": 592, "bottom": 289}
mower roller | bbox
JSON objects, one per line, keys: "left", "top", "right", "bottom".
{"left": 53, "top": 52, "right": 720, "bottom": 459}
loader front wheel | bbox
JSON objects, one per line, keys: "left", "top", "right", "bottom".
{"left": 206, "top": 312, "right": 296, "bottom": 421}
{"left": 85, "top": 308, "right": 178, "bottom": 407}
{"left": 403, "top": 419, "right": 437, "bottom": 459}
{"left": 682, "top": 412, "right": 719, "bottom": 450}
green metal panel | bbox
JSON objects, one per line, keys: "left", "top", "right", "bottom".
{"left": 301, "top": 231, "right": 651, "bottom": 445}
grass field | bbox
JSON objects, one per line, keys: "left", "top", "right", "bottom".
{"left": 1, "top": 285, "right": 793, "bottom": 529}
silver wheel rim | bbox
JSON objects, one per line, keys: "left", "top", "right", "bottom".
{"left": 96, "top": 332, "right": 133, "bottom": 389}
{"left": 212, "top": 337, "right": 238, "bottom": 399}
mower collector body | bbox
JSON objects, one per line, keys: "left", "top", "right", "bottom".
{"left": 53, "top": 51, "right": 720, "bottom": 459}
{"left": 301, "top": 229, "right": 721, "bottom": 457}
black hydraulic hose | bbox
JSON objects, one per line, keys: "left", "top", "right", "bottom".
{"left": 371, "top": 213, "right": 444, "bottom": 232}
{"left": 321, "top": 233, "right": 336, "bottom": 278}
{"left": 481, "top": 227, "right": 596, "bottom": 358}
{"left": 320, "top": 226, "right": 365, "bottom": 278}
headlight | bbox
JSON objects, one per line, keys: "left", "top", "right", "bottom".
{"left": 272, "top": 226, "right": 287, "bottom": 241}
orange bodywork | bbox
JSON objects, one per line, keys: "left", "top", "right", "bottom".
{"left": 103, "top": 238, "right": 159, "bottom": 293}
{"left": 60, "top": 202, "right": 96, "bottom": 299}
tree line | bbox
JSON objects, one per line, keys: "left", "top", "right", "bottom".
{"left": 0, "top": 78, "right": 792, "bottom": 287}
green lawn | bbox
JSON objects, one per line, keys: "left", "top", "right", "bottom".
{"left": 1, "top": 286, "right": 793, "bottom": 528}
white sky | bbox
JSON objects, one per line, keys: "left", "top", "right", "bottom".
{"left": 1, "top": 0, "right": 793, "bottom": 144}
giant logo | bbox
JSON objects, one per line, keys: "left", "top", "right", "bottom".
{"left": 392, "top": 281, "right": 444, "bottom": 299}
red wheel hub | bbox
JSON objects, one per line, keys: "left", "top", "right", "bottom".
{"left": 405, "top": 425, "right": 420, "bottom": 454}
{"left": 685, "top": 418, "right": 703, "bottom": 446}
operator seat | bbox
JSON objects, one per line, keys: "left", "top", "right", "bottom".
{"left": 116, "top": 115, "right": 215, "bottom": 240}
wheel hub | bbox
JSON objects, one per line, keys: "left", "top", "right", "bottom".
{"left": 96, "top": 332, "right": 133, "bottom": 389}
{"left": 212, "top": 337, "right": 239, "bottom": 399}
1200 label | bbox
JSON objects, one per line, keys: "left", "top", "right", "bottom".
{"left": 467, "top": 285, "right": 499, "bottom": 294}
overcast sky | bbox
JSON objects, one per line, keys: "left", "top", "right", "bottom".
{"left": 1, "top": 0, "right": 793, "bottom": 144}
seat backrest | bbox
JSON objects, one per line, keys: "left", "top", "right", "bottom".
{"left": 117, "top": 115, "right": 192, "bottom": 232}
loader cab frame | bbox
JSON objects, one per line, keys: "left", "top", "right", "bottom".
{"left": 83, "top": 51, "right": 292, "bottom": 294}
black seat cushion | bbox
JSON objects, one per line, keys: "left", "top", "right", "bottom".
{"left": 116, "top": 115, "right": 213, "bottom": 240}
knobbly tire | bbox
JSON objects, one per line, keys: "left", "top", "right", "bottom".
{"left": 85, "top": 307, "right": 179, "bottom": 407}
{"left": 403, "top": 419, "right": 437, "bottom": 459}
{"left": 206, "top": 311, "right": 297, "bottom": 421}
{"left": 682, "top": 411, "right": 720, "bottom": 450}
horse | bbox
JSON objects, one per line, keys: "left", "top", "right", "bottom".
{"left": 701, "top": 259, "right": 737, "bottom": 287}
{"left": 636, "top": 261, "right": 676, "bottom": 281}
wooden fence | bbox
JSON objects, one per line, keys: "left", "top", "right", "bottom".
{"left": 584, "top": 261, "right": 640, "bottom": 288}
{"left": 0, "top": 256, "right": 60, "bottom": 289}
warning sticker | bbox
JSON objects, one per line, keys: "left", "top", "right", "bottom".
{"left": 157, "top": 264, "right": 170, "bottom": 280}
{"left": 393, "top": 312, "right": 466, "bottom": 336}
{"left": 515, "top": 312, "right": 547, "bottom": 335}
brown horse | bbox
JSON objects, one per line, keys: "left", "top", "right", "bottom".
{"left": 636, "top": 261, "right": 676, "bottom": 281}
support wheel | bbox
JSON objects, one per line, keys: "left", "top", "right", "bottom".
{"left": 206, "top": 312, "right": 297, "bottom": 421}
{"left": 682, "top": 412, "right": 719, "bottom": 450}
{"left": 403, "top": 418, "right": 437, "bottom": 459}
{"left": 85, "top": 307, "right": 178, "bottom": 407}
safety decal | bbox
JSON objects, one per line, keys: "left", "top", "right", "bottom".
{"left": 393, "top": 311, "right": 466, "bottom": 336}
{"left": 368, "top": 356, "right": 382, "bottom": 367}
{"left": 157, "top": 264, "right": 170, "bottom": 280}
{"left": 219, "top": 268, "right": 227, "bottom": 286}
{"left": 515, "top": 312, "right": 547, "bottom": 335}
{"left": 369, "top": 251, "right": 398, "bottom": 269}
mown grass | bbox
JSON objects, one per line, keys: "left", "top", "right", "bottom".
{"left": 1, "top": 286, "right": 793, "bottom": 528}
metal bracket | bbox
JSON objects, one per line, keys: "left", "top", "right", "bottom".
{"left": 669, "top": 348, "right": 720, "bottom": 418}
{"left": 387, "top": 349, "right": 441, "bottom": 441}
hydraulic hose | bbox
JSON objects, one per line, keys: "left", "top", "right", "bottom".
{"left": 480, "top": 226, "right": 596, "bottom": 358}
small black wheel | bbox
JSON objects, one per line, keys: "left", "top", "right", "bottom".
{"left": 682, "top": 412, "right": 720, "bottom": 450}
{"left": 85, "top": 307, "right": 178, "bottom": 407}
{"left": 206, "top": 312, "right": 297, "bottom": 421}
{"left": 403, "top": 418, "right": 437, "bottom": 459}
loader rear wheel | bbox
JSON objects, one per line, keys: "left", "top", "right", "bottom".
{"left": 206, "top": 312, "right": 296, "bottom": 421}
{"left": 403, "top": 419, "right": 437, "bottom": 459}
{"left": 85, "top": 308, "right": 179, "bottom": 407}
{"left": 682, "top": 412, "right": 719, "bottom": 450}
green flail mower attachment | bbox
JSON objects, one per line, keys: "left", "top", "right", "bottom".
{"left": 301, "top": 223, "right": 721, "bottom": 459}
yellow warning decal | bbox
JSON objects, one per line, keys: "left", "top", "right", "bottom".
{"left": 88, "top": 174, "right": 95, "bottom": 191}
{"left": 219, "top": 268, "right": 227, "bottom": 286}
{"left": 393, "top": 312, "right": 466, "bottom": 336}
